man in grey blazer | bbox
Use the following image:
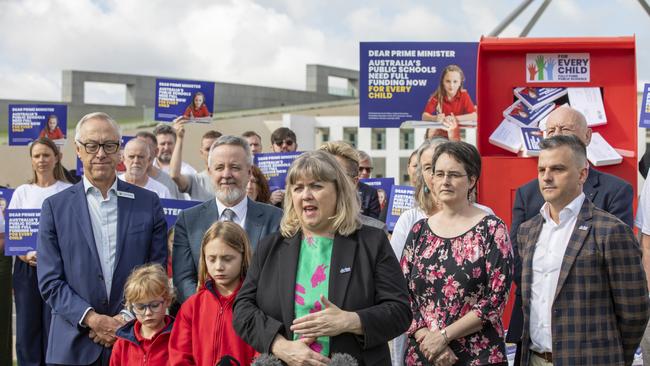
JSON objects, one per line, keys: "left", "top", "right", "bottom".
{"left": 173, "top": 135, "right": 282, "bottom": 303}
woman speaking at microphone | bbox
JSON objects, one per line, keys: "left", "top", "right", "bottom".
{"left": 234, "top": 150, "right": 411, "bottom": 365}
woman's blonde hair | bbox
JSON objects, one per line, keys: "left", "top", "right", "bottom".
{"left": 280, "top": 150, "right": 361, "bottom": 237}
{"left": 123, "top": 263, "right": 173, "bottom": 308}
{"left": 414, "top": 137, "right": 448, "bottom": 216}
{"left": 197, "top": 221, "right": 252, "bottom": 290}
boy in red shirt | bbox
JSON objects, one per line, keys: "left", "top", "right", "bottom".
{"left": 110, "top": 264, "right": 174, "bottom": 366}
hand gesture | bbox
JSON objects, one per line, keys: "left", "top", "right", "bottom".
{"left": 443, "top": 114, "right": 460, "bottom": 141}
{"left": 84, "top": 311, "right": 123, "bottom": 347}
{"left": 416, "top": 328, "right": 447, "bottom": 362}
{"left": 535, "top": 56, "right": 546, "bottom": 80}
{"left": 171, "top": 116, "right": 187, "bottom": 139}
{"left": 273, "top": 337, "right": 330, "bottom": 366}
{"left": 269, "top": 190, "right": 285, "bottom": 205}
{"left": 435, "top": 113, "right": 446, "bottom": 123}
{"left": 544, "top": 58, "right": 556, "bottom": 80}
{"left": 434, "top": 346, "right": 458, "bottom": 366}
{"left": 527, "top": 63, "right": 537, "bottom": 80}
{"left": 19, "top": 250, "right": 37, "bottom": 267}
{"left": 291, "top": 296, "right": 357, "bottom": 338}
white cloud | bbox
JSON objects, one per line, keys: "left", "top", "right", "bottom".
{"left": 0, "top": 0, "right": 648, "bottom": 102}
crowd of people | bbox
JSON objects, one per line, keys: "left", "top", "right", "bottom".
{"left": 0, "top": 105, "right": 648, "bottom": 366}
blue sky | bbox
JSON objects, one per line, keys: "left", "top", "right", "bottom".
{"left": 0, "top": 0, "right": 647, "bottom": 104}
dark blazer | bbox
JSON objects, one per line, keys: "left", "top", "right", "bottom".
{"left": 37, "top": 180, "right": 167, "bottom": 365}
{"left": 518, "top": 199, "right": 649, "bottom": 366}
{"left": 358, "top": 182, "right": 381, "bottom": 219}
{"left": 172, "top": 198, "right": 282, "bottom": 302}
{"left": 507, "top": 168, "right": 633, "bottom": 343}
{"left": 233, "top": 226, "right": 412, "bottom": 365}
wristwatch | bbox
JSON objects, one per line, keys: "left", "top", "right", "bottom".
{"left": 440, "top": 328, "right": 450, "bottom": 345}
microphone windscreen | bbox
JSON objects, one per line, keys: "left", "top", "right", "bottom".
{"left": 251, "top": 354, "right": 283, "bottom": 366}
{"left": 329, "top": 353, "right": 358, "bottom": 366}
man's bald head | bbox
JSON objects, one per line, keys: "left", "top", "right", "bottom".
{"left": 544, "top": 105, "right": 592, "bottom": 145}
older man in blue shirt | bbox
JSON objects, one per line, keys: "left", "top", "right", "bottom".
{"left": 37, "top": 112, "right": 167, "bottom": 366}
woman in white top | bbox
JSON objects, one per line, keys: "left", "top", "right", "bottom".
{"left": 390, "top": 138, "right": 494, "bottom": 366}
{"left": 11, "top": 137, "right": 72, "bottom": 366}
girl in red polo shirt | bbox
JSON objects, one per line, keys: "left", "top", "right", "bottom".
{"left": 110, "top": 264, "right": 174, "bottom": 366}
{"left": 422, "top": 64, "right": 477, "bottom": 141}
{"left": 183, "top": 91, "right": 211, "bottom": 119}
{"left": 38, "top": 115, "right": 65, "bottom": 140}
{"left": 168, "top": 221, "right": 257, "bottom": 366}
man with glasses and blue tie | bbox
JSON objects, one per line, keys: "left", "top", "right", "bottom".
{"left": 37, "top": 112, "right": 168, "bottom": 366}
{"left": 172, "top": 135, "right": 282, "bottom": 303}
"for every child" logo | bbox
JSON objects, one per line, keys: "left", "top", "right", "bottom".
{"left": 525, "top": 53, "right": 590, "bottom": 83}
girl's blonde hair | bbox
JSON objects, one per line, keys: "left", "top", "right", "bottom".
{"left": 123, "top": 263, "right": 173, "bottom": 308}
{"left": 197, "top": 221, "right": 252, "bottom": 290}
{"left": 431, "top": 64, "right": 466, "bottom": 114}
{"left": 280, "top": 150, "right": 361, "bottom": 237}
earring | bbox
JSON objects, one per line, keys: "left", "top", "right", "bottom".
{"left": 424, "top": 186, "right": 430, "bottom": 194}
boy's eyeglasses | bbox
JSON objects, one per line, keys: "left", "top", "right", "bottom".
{"left": 130, "top": 300, "right": 164, "bottom": 315}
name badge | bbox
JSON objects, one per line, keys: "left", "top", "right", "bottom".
{"left": 340, "top": 267, "right": 351, "bottom": 274}
{"left": 116, "top": 191, "right": 135, "bottom": 199}
{"left": 578, "top": 225, "right": 589, "bottom": 231}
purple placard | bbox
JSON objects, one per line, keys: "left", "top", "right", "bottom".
{"left": 0, "top": 188, "right": 14, "bottom": 219}
{"left": 155, "top": 78, "right": 215, "bottom": 122}
{"left": 9, "top": 104, "right": 67, "bottom": 145}
{"left": 254, "top": 152, "right": 302, "bottom": 191}
{"left": 385, "top": 185, "right": 415, "bottom": 231}
{"left": 5, "top": 209, "right": 40, "bottom": 255}
{"left": 360, "top": 42, "right": 477, "bottom": 128}
{"left": 640, "top": 83, "right": 650, "bottom": 128}
{"left": 160, "top": 198, "right": 202, "bottom": 229}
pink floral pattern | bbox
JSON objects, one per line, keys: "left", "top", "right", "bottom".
{"left": 400, "top": 216, "right": 513, "bottom": 365}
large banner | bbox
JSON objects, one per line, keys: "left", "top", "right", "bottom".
{"left": 254, "top": 152, "right": 302, "bottom": 191}
{"left": 155, "top": 78, "right": 215, "bottom": 122}
{"left": 160, "top": 199, "right": 202, "bottom": 229}
{"left": 9, "top": 104, "right": 67, "bottom": 145}
{"left": 360, "top": 42, "right": 478, "bottom": 128}
{"left": 385, "top": 185, "right": 415, "bottom": 231}
{"left": 5, "top": 209, "right": 40, "bottom": 255}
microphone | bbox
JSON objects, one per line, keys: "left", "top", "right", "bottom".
{"left": 329, "top": 353, "right": 358, "bottom": 366}
{"left": 251, "top": 354, "right": 282, "bottom": 366}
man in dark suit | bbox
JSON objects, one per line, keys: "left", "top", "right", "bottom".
{"left": 37, "top": 112, "right": 167, "bottom": 366}
{"left": 517, "top": 135, "right": 648, "bottom": 365}
{"left": 507, "top": 106, "right": 633, "bottom": 363}
{"left": 173, "top": 135, "right": 282, "bottom": 303}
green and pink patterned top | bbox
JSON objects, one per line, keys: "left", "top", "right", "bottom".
{"left": 293, "top": 234, "right": 334, "bottom": 356}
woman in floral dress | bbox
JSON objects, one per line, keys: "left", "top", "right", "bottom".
{"left": 401, "top": 141, "right": 513, "bottom": 366}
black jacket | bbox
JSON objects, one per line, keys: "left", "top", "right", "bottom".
{"left": 233, "top": 226, "right": 412, "bottom": 365}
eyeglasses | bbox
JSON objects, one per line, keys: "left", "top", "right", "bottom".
{"left": 130, "top": 300, "right": 165, "bottom": 315}
{"left": 432, "top": 171, "right": 468, "bottom": 180}
{"left": 77, "top": 141, "right": 120, "bottom": 154}
{"left": 359, "top": 167, "right": 373, "bottom": 173}
{"left": 273, "top": 139, "right": 294, "bottom": 147}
